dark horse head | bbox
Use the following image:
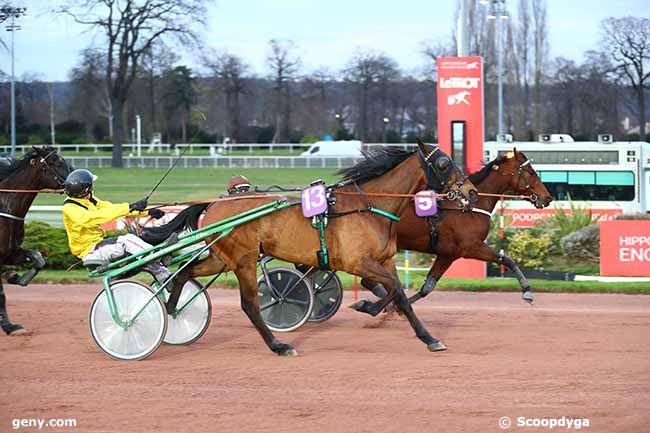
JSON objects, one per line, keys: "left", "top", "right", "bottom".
{"left": 0, "top": 146, "right": 72, "bottom": 190}
{"left": 415, "top": 138, "right": 478, "bottom": 206}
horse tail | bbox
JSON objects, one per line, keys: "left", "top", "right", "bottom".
{"left": 141, "top": 203, "right": 210, "bottom": 245}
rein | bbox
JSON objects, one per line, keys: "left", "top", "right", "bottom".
{"left": 0, "top": 188, "right": 63, "bottom": 193}
{"left": 0, "top": 212, "right": 25, "bottom": 221}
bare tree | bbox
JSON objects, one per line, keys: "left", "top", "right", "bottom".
{"left": 343, "top": 50, "right": 400, "bottom": 141}
{"left": 140, "top": 43, "right": 178, "bottom": 138}
{"left": 68, "top": 48, "right": 106, "bottom": 141}
{"left": 420, "top": 38, "right": 454, "bottom": 82}
{"left": 516, "top": 0, "right": 533, "bottom": 138}
{"left": 301, "top": 67, "right": 333, "bottom": 137}
{"left": 203, "top": 50, "right": 249, "bottom": 143}
{"left": 601, "top": 16, "right": 650, "bottom": 138}
{"left": 59, "top": 0, "right": 209, "bottom": 167}
{"left": 531, "top": 0, "right": 548, "bottom": 134}
{"left": 266, "top": 39, "right": 301, "bottom": 143}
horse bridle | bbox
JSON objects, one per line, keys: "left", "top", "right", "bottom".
{"left": 420, "top": 147, "right": 472, "bottom": 204}
{"left": 0, "top": 150, "right": 68, "bottom": 221}
{"left": 37, "top": 149, "right": 69, "bottom": 188}
{"left": 503, "top": 157, "right": 539, "bottom": 204}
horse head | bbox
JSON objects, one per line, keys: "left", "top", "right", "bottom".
{"left": 495, "top": 149, "right": 553, "bottom": 209}
{"left": 27, "top": 146, "right": 73, "bottom": 190}
{"left": 415, "top": 138, "right": 478, "bottom": 206}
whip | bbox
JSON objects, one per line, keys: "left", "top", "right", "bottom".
{"left": 144, "top": 110, "right": 208, "bottom": 201}
{"left": 144, "top": 144, "right": 191, "bottom": 201}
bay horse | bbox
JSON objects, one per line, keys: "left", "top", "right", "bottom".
{"left": 161, "top": 142, "right": 478, "bottom": 355}
{"left": 354, "top": 149, "right": 553, "bottom": 315}
{"left": 0, "top": 146, "right": 72, "bottom": 335}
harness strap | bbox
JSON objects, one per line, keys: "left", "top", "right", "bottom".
{"left": 441, "top": 207, "right": 492, "bottom": 218}
{"left": 0, "top": 212, "right": 25, "bottom": 221}
{"left": 64, "top": 199, "right": 88, "bottom": 210}
{"left": 470, "top": 208, "right": 493, "bottom": 217}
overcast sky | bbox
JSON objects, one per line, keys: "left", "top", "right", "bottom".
{"left": 2, "top": 0, "right": 649, "bottom": 81}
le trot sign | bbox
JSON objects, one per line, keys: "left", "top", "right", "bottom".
{"left": 600, "top": 220, "right": 650, "bottom": 277}
{"left": 436, "top": 56, "right": 484, "bottom": 174}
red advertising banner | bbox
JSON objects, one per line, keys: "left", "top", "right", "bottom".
{"left": 501, "top": 208, "right": 622, "bottom": 228}
{"left": 436, "top": 56, "right": 484, "bottom": 174}
{"left": 600, "top": 221, "right": 650, "bottom": 277}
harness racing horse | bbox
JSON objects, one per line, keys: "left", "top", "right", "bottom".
{"left": 160, "top": 142, "right": 478, "bottom": 355}
{"left": 0, "top": 147, "right": 71, "bottom": 335}
{"left": 356, "top": 149, "right": 553, "bottom": 314}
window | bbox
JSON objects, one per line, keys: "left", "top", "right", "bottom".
{"left": 539, "top": 170, "right": 635, "bottom": 201}
{"left": 500, "top": 151, "right": 619, "bottom": 165}
{"left": 309, "top": 146, "right": 320, "bottom": 154}
{"left": 451, "top": 121, "right": 466, "bottom": 172}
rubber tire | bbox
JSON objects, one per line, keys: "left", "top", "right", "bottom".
{"left": 89, "top": 280, "right": 168, "bottom": 361}
{"left": 257, "top": 267, "right": 314, "bottom": 332}
{"left": 308, "top": 270, "right": 343, "bottom": 322}
{"left": 163, "top": 279, "right": 212, "bottom": 345}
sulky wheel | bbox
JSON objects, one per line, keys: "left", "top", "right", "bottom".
{"left": 89, "top": 280, "right": 168, "bottom": 361}
{"left": 163, "top": 279, "right": 212, "bottom": 345}
{"left": 257, "top": 267, "right": 314, "bottom": 332}
{"left": 308, "top": 270, "right": 343, "bottom": 322}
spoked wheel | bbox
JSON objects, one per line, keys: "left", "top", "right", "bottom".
{"left": 308, "top": 270, "right": 343, "bottom": 322}
{"left": 89, "top": 280, "right": 167, "bottom": 361}
{"left": 163, "top": 279, "right": 212, "bottom": 345}
{"left": 257, "top": 267, "right": 314, "bottom": 332}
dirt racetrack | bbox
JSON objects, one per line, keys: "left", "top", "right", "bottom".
{"left": 1, "top": 284, "right": 649, "bottom": 433}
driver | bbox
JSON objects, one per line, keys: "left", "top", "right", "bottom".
{"left": 61, "top": 169, "right": 172, "bottom": 282}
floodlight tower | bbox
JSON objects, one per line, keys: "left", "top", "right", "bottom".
{"left": 1, "top": 6, "right": 28, "bottom": 157}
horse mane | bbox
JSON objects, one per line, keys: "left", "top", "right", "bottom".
{"left": 468, "top": 154, "right": 508, "bottom": 185}
{"left": 337, "top": 147, "right": 415, "bottom": 184}
{"left": 0, "top": 154, "right": 29, "bottom": 182}
{"left": 0, "top": 147, "right": 50, "bottom": 182}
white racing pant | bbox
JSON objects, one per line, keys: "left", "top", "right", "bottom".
{"left": 84, "top": 234, "right": 172, "bottom": 281}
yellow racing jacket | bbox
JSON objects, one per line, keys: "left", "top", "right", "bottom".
{"left": 62, "top": 196, "right": 145, "bottom": 258}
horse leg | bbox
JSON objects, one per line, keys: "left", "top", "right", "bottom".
{"left": 360, "top": 278, "right": 388, "bottom": 298}
{"left": 469, "top": 243, "right": 534, "bottom": 304}
{"left": 0, "top": 279, "right": 26, "bottom": 335}
{"left": 6, "top": 249, "right": 45, "bottom": 287}
{"left": 497, "top": 251, "right": 534, "bottom": 304}
{"left": 234, "top": 254, "right": 297, "bottom": 356}
{"left": 355, "top": 257, "right": 446, "bottom": 352}
{"left": 408, "top": 256, "right": 455, "bottom": 304}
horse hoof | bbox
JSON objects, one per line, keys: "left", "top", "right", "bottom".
{"left": 273, "top": 342, "right": 298, "bottom": 356}
{"left": 348, "top": 300, "right": 369, "bottom": 312}
{"left": 428, "top": 341, "right": 447, "bottom": 352}
{"left": 522, "top": 291, "right": 534, "bottom": 304}
{"left": 280, "top": 348, "right": 298, "bottom": 357}
{"left": 5, "top": 325, "right": 29, "bottom": 336}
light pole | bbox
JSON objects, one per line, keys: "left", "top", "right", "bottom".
{"left": 334, "top": 113, "right": 343, "bottom": 139}
{"left": 486, "top": 0, "right": 508, "bottom": 137}
{"left": 1, "top": 6, "right": 27, "bottom": 157}
{"left": 382, "top": 117, "right": 390, "bottom": 143}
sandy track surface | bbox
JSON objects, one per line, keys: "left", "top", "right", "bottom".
{"left": 1, "top": 284, "right": 649, "bottom": 433}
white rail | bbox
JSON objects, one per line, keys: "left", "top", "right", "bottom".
{"left": 63, "top": 155, "right": 367, "bottom": 169}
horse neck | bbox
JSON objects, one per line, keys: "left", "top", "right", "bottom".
{"left": 361, "top": 155, "right": 424, "bottom": 216}
{"left": 474, "top": 170, "right": 512, "bottom": 213}
{"left": 0, "top": 166, "right": 40, "bottom": 218}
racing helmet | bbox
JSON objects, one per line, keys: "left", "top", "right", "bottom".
{"left": 64, "top": 169, "right": 97, "bottom": 198}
